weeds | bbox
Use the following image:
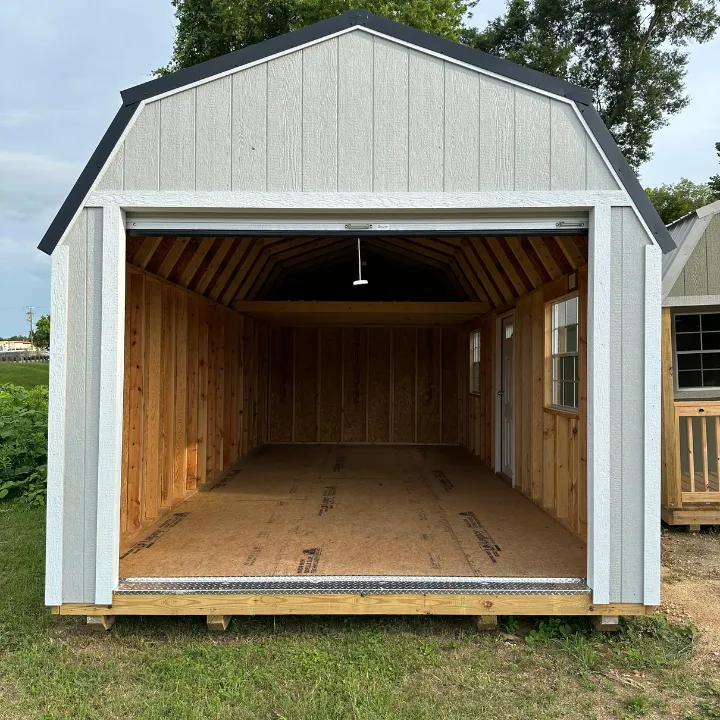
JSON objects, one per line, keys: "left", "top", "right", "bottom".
{"left": 613, "top": 615, "right": 696, "bottom": 669}
{"left": 0, "top": 383, "right": 48, "bottom": 505}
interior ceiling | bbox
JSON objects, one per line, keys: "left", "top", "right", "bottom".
{"left": 126, "top": 234, "right": 589, "bottom": 309}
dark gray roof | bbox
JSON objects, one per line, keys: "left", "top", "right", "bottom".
{"left": 38, "top": 9, "right": 674, "bottom": 254}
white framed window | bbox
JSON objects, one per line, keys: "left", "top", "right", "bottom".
{"left": 674, "top": 311, "right": 720, "bottom": 389}
{"left": 470, "top": 329, "right": 481, "bottom": 394}
{"left": 550, "top": 295, "right": 579, "bottom": 411}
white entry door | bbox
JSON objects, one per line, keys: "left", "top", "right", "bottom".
{"left": 500, "top": 314, "right": 515, "bottom": 480}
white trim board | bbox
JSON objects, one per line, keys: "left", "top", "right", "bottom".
{"left": 94, "top": 206, "right": 127, "bottom": 605}
{"left": 44, "top": 245, "right": 70, "bottom": 606}
{"left": 90, "top": 190, "right": 630, "bottom": 211}
{"left": 586, "top": 205, "right": 612, "bottom": 604}
{"left": 663, "top": 294, "right": 720, "bottom": 307}
{"left": 643, "top": 245, "right": 662, "bottom": 606}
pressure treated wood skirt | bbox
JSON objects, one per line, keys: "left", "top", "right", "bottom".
{"left": 119, "top": 445, "right": 586, "bottom": 580}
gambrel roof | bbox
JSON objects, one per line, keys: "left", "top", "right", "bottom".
{"left": 38, "top": 9, "right": 674, "bottom": 255}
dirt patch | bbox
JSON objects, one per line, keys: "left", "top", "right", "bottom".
{"left": 662, "top": 528, "right": 720, "bottom": 669}
{"left": 662, "top": 527, "right": 720, "bottom": 582}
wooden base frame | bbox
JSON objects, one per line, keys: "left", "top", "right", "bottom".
{"left": 662, "top": 506, "right": 720, "bottom": 527}
{"left": 54, "top": 594, "right": 652, "bottom": 618}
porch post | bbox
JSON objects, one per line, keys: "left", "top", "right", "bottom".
{"left": 587, "top": 205, "right": 611, "bottom": 604}
{"left": 44, "top": 244, "right": 70, "bottom": 606}
{"left": 94, "top": 205, "right": 126, "bottom": 605}
{"left": 644, "top": 245, "right": 662, "bottom": 605}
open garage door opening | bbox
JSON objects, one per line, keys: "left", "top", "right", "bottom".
{"left": 118, "top": 231, "right": 589, "bottom": 594}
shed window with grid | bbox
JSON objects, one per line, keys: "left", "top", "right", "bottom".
{"left": 470, "top": 330, "right": 481, "bottom": 394}
{"left": 550, "top": 296, "right": 578, "bottom": 410}
{"left": 675, "top": 312, "right": 720, "bottom": 389}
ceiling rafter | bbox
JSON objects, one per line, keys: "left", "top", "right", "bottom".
{"left": 484, "top": 237, "right": 528, "bottom": 296}
{"left": 179, "top": 237, "right": 215, "bottom": 286}
{"left": 528, "top": 236, "right": 562, "bottom": 280}
{"left": 157, "top": 237, "right": 190, "bottom": 279}
{"left": 126, "top": 234, "right": 589, "bottom": 311}
{"left": 403, "top": 237, "right": 489, "bottom": 302}
{"left": 377, "top": 237, "right": 481, "bottom": 301}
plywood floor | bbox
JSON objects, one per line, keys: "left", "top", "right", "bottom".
{"left": 120, "top": 445, "right": 586, "bottom": 579}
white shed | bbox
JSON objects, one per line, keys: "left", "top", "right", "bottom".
{"left": 40, "top": 10, "right": 673, "bottom": 628}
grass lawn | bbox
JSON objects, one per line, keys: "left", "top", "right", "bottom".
{"left": 0, "top": 363, "right": 49, "bottom": 389}
{"left": 0, "top": 504, "right": 717, "bottom": 720}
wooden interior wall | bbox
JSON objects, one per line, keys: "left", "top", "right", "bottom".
{"left": 120, "top": 266, "right": 268, "bottom": 544}
{"left": 464, "top": 315, "right": 495, "bottom": 467}
{"left": 267, "top": 326, "right": 463, "bottom": 444}
{"left": 513, "top": 268, "right": 588, "bottom": 539}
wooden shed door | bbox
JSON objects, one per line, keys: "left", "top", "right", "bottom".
{"left": 500, "top": 314, "right": 515, "bottom": 480}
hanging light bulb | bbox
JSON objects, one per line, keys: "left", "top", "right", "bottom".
{"left": 353, "top": 237, "right": 368, "bottom": 286}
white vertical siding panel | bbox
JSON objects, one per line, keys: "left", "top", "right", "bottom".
{"left": 159, "top": 89, "right": 196, "bottom": 191}
{"left": 338, "top": 31, "right": 373, "bottom": 191}
{"left": 587, "top": 142, "right": 619, "bottom": 190}
{"left": 267, "top": 53, "right": 302, "bottom": 191}
{"left": 196, "top": 77, "right": 232, "bottom": 191}
{"left": 478, "top": 75, "right": 514, "bottom": 191}
{"left": 644, "top": 244, "right": 662, "bottom": 606}
{"left": 619, "top": 208, "right": 648, "bottom": 603}
{"left": 608, "top": 207, "right": 623, "bottom": 601}
{"left": 408, "top": 51, "right": 444, "bottom": 191}
{"left": 94, "top": 206, "right": 126, "bottom": 605}
{"left": 96, "top": 146, "right": 124, "bottom": 191}
{"left": 123, "top": 101, "right": 160, "bottom": 190}
{"left": 232, "top": 64, "right": 267, "bottom": 190}
{"left": 514, "top": 88, "right": 551, "bottom": 190}
{"left": 62, "top": 211, "right": 87, "bottom": 603}
{"left": 83, "top": 208, "right": 103, "bottom": 601}
{"left": 550, "top": 100, "right": 586, "bottom": 190}
{"left": 45, "top": 243, "right": 70, "bottom": 606}
{"left": 373, "top": 37, "right": 408, "bottom": 192}
{"left": 302, "top": 39, "right": 338, "bottom": 191}
{"left": 444, "top": 64, "right": 479, "bottom": 192}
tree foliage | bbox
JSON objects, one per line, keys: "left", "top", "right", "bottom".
{"left": 461, "top": 0, "right": 720, "bottom": 169}
{"left": 709, "top": 142, "right": 720, "bottom": 198}
{"left": 32, "top": 315, "right": 50, "bottom": 352}
{"left": 645, "top": 178, "right": 716, "bottom": 224}
{"left": 158, "top": 0, "right": 477, "bottom": 73}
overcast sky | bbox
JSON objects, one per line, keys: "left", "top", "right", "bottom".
{"left": 0, "top": 0, "right": 718, "bottom": 337}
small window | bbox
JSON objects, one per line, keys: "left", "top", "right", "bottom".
{"left": 550, "top": 296, "right": 578, "bottom": 410}
{"left": 470, "top": 330, "right": 481, "bottom": 394}
{"left": 675, "top": 312, "right": 720, "bottom": 389}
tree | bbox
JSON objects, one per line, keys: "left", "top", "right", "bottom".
{"left": 709, "top": 142, "right": 720, "bottom": 198}
{"left": 645, "top": 178, "right": 716, "bottom": 224}
{"left": 461, "top": 0, "right": 720, "bottom": 169}
{"left": 158, "top": 0, "right": 477, "bottom": 73}
{"left": 33, "top": 315, "right": 50, "bottom": 351}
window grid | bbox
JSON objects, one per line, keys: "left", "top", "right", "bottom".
{"left": 550, "top": 296, "right": 579, "bottom": 411}
{"left": 675, "top": 311, "right": 720, "bottom": 390}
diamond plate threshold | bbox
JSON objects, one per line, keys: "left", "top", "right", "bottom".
{"left": 117, "top": 576, "right": 590, "bottom": 595}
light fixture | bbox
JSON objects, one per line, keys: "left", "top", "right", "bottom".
{"left": 353, "top": 238, "right": 368, "bottom": 286}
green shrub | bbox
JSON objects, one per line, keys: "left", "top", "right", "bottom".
{"left": 0, "top": 383, "right": 48, "bottom": 505}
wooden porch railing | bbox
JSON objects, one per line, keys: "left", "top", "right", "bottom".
{"left": 672, "top": 402, "right": 720, "bottom": 505}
